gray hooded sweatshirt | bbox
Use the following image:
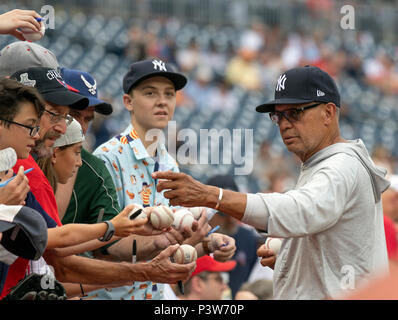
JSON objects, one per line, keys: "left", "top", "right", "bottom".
{"left": 243, "top": 139, "right": 390, "bottom": 299}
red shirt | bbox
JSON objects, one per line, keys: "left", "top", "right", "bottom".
{"left": 14, "top": 155, "right": 62, "bottom": 226}
{"left": 384, "top": 215, "right": 398, "bottom": 260}
{"left": 1, "top": 155, "right": 62, "bottom": 299}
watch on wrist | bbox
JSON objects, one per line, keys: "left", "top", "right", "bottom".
{"left": 98, "top": 221, "right": 115, "bottom": 242}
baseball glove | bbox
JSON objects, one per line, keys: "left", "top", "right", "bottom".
{"left": 3, "top": 273, "right": 67, "bottom": 300}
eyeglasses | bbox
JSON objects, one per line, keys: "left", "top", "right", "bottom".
{"left": 0, "top": 118, "right": 40, "bottom": 137}
{"left": 44, "top": 109, "right": 73, "bottom": 126}
{"left": 269, "top": 103, "right": 323, "bottom": 125}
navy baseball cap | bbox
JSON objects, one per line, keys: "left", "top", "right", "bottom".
{"left": 11, "top": 67, "right": 89, "bottom": 110}
{"left": 256, "top": 65, "right": 340, "bottom": 113}
{"left": 0, "top": 205, "right": 48, "bottom": 260}
{"left": 60, "top": 67, "right": 113, "bottom": 115}
{"left": 123, "top": 58, "right": 187, "bottom": 94}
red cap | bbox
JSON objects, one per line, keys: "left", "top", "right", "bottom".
{"left": 191, "top": 255, "right": 237, "bottom": 278}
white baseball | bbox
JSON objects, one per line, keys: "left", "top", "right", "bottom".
{"left": 172, "top": 209, "right": 195, "bottom": 230}
{"left": 171, "top": 244, "right": 198, "bottom": 264}
{"left": 188, "top": 207, "right": 204, "bottom": 220}
{"left": 149, "top": 205, "right": 174, "bottom": 229}
{"left": 20, "top": 21, "right": 45, "bottom": 42}
{"left": 265, "top": 237, "right": 282, "bottom": 255}
{"left": 127, "top": 204, "right": 147, "bottom": 220}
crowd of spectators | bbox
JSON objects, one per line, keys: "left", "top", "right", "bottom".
{"left": 83, "top": 11, "right": 398, "bottom": 195}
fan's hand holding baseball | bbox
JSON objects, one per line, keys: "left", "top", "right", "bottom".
{"left": 0, "top": 9, "right": 42, "bottom": 41}
{"left": 146, "top": 244, "right": 196, "bottom": 284}
{"left": 153, "top": 226, "right": 187, "bottom": 250}
{"left": 209, "top": 233, "right": 236, "bottom": 262}
{"left": 133, "top": 206, "right": 171, "bottom": 236}
{"left": 0, "top": 166, "right": 29, "bottom": 205}
{"left": 110, "top": 204, "right": 156, "bottom": 237}
{"left": 257, "top": 244, "right": 276, "bottom": 270}
{"left": 183, "top": 209, "right": 211, "bottom": 246}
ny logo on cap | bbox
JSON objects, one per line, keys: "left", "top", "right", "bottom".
{"left": 19, "top": 73, "right": 36, "bottom": 87}
{"left": 276, "top": 74, "right": 287, "bottom": 92}
{"left": 81, "top": 75, "right": 97, "bottom": 95}
{"left": 152, "top": 59, "right": 167, "bottom": 72}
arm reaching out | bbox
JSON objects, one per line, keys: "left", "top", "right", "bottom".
{"left": 152, "top": 171, "right": 247, "bottom": 221}
{"left": 47, "top": 204, "right": 148, "bottom": 249}
{"left": 44, "top": 244, "right": 195, "bottom": 285}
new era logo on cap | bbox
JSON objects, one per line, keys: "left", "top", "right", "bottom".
{"left": 256, "top": 65, "right": 341, "bottom": 113}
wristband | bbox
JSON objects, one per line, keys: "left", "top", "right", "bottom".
{"left": 98, "top": 221, "right": 115, "bottom": 242}
{"left": 214, "top": 188, "right": 223, "bottom": 210}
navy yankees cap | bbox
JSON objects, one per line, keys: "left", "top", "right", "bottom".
{"left": 11, "top": 67, "right": 89, "bottom": 110}
{"left": 61, "top": 68, "right": 113, "bottom": 115}
{"left": 123, "top": 58, "right": 187, "bottom": 94}
{"left": 256, "top": 65, "right": 340, "bottom": 113}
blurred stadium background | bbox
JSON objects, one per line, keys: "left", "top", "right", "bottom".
{"left": 1, "top": 0, "right": 398, "bottom": 195}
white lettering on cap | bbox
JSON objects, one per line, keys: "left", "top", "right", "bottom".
{"left": 46, "top": 69, "right": 61, "bottom": 81}
{"left": 152, "top": 59, "right": 167, "bottom": 72}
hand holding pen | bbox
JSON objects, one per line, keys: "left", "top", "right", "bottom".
{"left": 0, "top": 166, "right": 32, "bottom": 205}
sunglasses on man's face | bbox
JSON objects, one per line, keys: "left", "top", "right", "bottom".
{"left": 269, "top": 103, "right": 323, "bottom": 125}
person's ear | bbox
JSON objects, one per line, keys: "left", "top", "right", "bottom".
{"left": 123, "top": 93, "right": 134, "bottom": 113}
{"left": 51, "top": 149, "right": 58, "bottom": 165}
{"left": 191, "top": 276, "right": 205, "bottom": 293}
{"left": 323, "top": 103, "right": 336, "bottom": 125}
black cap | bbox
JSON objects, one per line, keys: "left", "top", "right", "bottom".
{"left": 256, "top": 65, "right": 340, "bottom": 113}
{"left": 11, "top": 67, "right": 89, "bottom": 110}
{"left": 123, "top": 58, "right": 187, "bottom": 94}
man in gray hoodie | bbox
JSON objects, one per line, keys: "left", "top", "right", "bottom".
{"left": 152, "top": 65, "right": 391, "bottom": 299}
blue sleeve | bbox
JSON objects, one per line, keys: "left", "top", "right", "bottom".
{"left": 0, "top": 262, "right": 9, "bottom": 296}
{"left": 25, "top": 191, "right": 57, "bottom": 228}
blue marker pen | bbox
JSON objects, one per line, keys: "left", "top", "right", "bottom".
{"left": 35, "top": 17, "right": 43, "bottom": 22}
{"left": 0, "top": 168, "right": 34, "bottom": 187}
{"left": 206, "top": 225, "right": 220, "bottom": 237}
